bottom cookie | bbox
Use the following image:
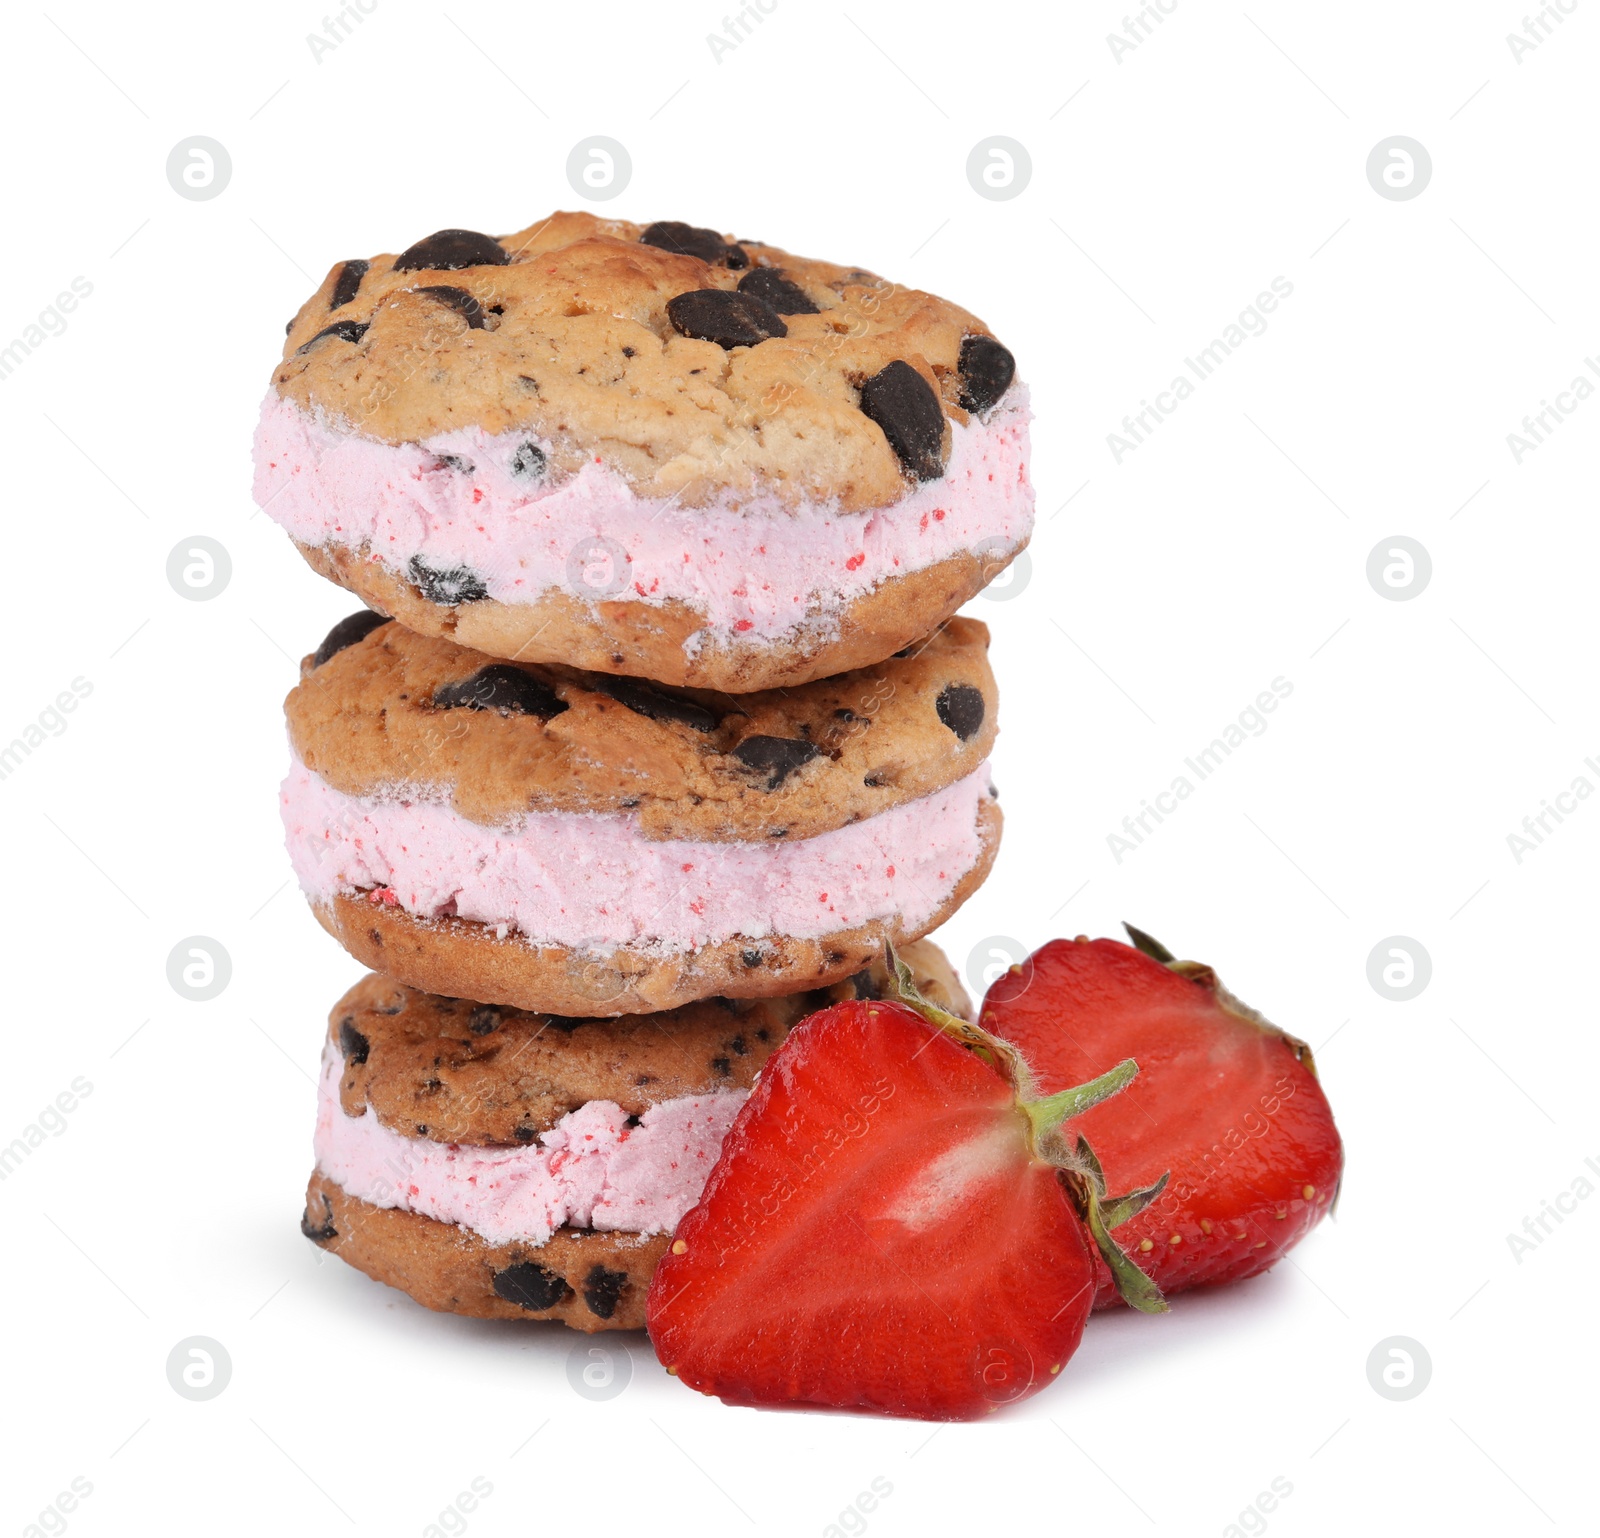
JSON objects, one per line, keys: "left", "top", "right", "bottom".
{"left": 302, "top": 1170, "right": 668, "bottom": 1332}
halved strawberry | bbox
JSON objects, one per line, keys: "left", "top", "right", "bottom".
{"left": 647, "top": 962, "right": 1165, "bottom": 1421}
{"left": 980, "top": 927, "right": 1343, "bottom": 1307}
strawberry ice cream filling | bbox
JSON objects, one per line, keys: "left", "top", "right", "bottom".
{"left": 251, "top": 389, "right": 1032, "bottom": 647}
{"left": 314, "top": 1044, "right": 746, "bottom": 1245}
{"left": 281, "top": 756, "right": 993, "bottom": 956}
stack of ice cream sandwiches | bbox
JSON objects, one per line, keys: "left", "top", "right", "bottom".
{"left": 255, "top": 211, "right": 1033, "bottom": 1331}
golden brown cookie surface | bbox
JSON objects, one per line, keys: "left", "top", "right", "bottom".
{"left": 323, "top": 938, "right": 972, "bottom": 1144}
{"left": 286, "top": 613, "right": 998, "bottom": 842}
{"left": 273, "top": 212, "right": 1019, "bottom": 512}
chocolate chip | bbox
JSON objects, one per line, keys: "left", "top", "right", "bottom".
{"left": 859, "top": 361, "right": 946, "bottom": 481}
{"left": 300, "top": 1195, "right": 337, "bottom": 1243}
{"left": 296, "top": 319, "right": 368, "bottom": 355}
{"left": 710, "top": 1056, "right": 731, "bottom": 1076}
{"left": 737, "top": 267, "right": 819, "bottom": 315}
{"left": 329, "top": 259, "right": 370, "bottom": 310}
{"left": 433, "top": 665, "right": 569, "bottom": 720}
{"left": 492, "top": 1261, "right": 571, "bottom": 1311}
{"left": 621, "top": 345, "right": 636, "bottom": 358}
{"left": 849, "top": 970, "right": 879, "bottom": 1000}
{"left": 468, "top": 1005, "right": 500, "bottom": 1036}
{"left": 936, "top": 683, "right": 985, "bottom": 741}
{"left": 594, "top": 676, "right": 717, "bottom": 733}
{"left": 338, "top": 1018, "right": 370, "bottom": 1065}
{"left": 429, "top": 453, "right": 474, "bottom": 474}
{"left": 513, "top": 1125, "right": 536, "bottom": 1144}
{"left": 728, "top": 1033, "right": 748, "bottom": 1055}
{"left": 623, "top": 1113, "right": 643, "bottom": 1129}
{"left": 312, "top": 610, "right": 388, "bottom": 668}
{"left": 412, "top": 285, "right": 486, "bottom": 328}
{"left": 582, "top": 1265, "right": 629, "bottom": 1320}
{"left": 666, "top": 289, "right": 786, "bottom": 350}
{"left": 742, "top": 949, "right": 763, "bottom": 967}
{"left": 640, "top": 221, "right": 747, "bottom": 268}
{"left": 508, "top": 441, "right": 546, "bottom": 482}
{"left": 394, "top": 229, "right": 508, "bottom": 272}
{"left": 733, "top": 736, "right": 820, "bottom": 788}
{"left": 408, "top": 556, "right": 488, "bottom": 605}
{"left": 958, "top": 334, "right": 1016, "bottom": 413}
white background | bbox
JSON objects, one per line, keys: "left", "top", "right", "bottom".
{"left": 2, "top": 2, "right": 1595, "bottom": 1534}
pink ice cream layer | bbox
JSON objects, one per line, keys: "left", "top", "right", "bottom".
{"left": 251, "top": 389, "right": 1032, "bottom": 647}
{"left": 314, "top": 1045, "right": 745, "bottom": 1245}
{"left": 282, "top": 755, "right": 993, "bottom": 957}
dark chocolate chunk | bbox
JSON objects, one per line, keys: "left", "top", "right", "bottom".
{"left": 958, "top": 334, "right": 1016, "bottom": 413}
{"left": 407, "top": 556, "right": 488, "bottom": 605}
{"left": 936, "top": 683, "right": 985, "bottom": 741}
{"left": 594, "top": 676, "right": 717, "bottom": 733}
{"left": 411, "top": 285, "right": 486, "bottom": 329}
{"left": 728, "top": 1033, "right": 747, "bottom": 1055}
{"left": 429, "top": 454, "right": 474, "bottom": 474}
{"left": 666, "top": 289, "right": 786, "bottom": 350}
{"left": 710, "top": 1056, "right": 732, "bottom": 1077}
{"left": 393, "top": 229, "right": 508, "bottom": 272}
{"left": 850, "top": 969, "right": 882, "bottom": 1000}
{"left": 329, "top": 258, "right": 370, "bottom": 310}
{"left": 492, "top": 1261, "right": 571, "bottom": 1311}
{"left": 299, "top": 1195, "right": 337, "bottom": 1243}
{"left": 508, "top": 441, "right": 547, "bottom": 482}
{"left": 467, "top": 1005, "right": 501, "bottom": 1036}
{"left": 582, "top": 1265, "right": 629, "bottom": 1320}
{"left": 742, "top": 949, "right": 764, "bottom": 967}
{"left": 312, "top": 610, "right": 388, "bottom": 669}
{"left": 859, "top": 361, "right": 946, "bottom": 481}
{"left": 296, "top": 319, "right": 368, "bottom": 355}
{"left": 338, "top": 1018, "right": 370, "bottom": 1065}
{"left": 733, "top": 736, "right": 820, "bottom": 788}
{"left": 513, "top": 1125, "right": 536, "bottom": 1144}
{"left": 432, "top": 664, "right": 569, "bottom": 720}
{"left": 737, "top": 267, "right": 820, "bottom": 315}
{"left": 640, "top": 221, "right": 747, "bottom": 268}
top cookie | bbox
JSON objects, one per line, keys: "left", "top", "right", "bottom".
{"left": 272, "top": 211, "right": 1017, "bottom": 512}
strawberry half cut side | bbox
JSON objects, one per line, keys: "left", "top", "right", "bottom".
{"left": 980, "top": 927, "right": 1345, "bottom": 1308}
{"left": 646, "top": 952, "right": 1166, "bottom": 1421}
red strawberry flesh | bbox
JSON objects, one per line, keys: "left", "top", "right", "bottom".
{"left": 647, "top": 999, "right": 1105, "bottom": 1420}
{"left": 982, "top": 936, "right": 1344, "bottom": 1306}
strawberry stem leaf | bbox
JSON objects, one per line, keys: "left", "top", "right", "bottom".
{"left": 882, "top": 941, "right": 1033, "bottom": 1089}
{"left": 1069, "top": 1135, "right": 1169, "bottom": 1313}
{"left": 1021, "top": 1058, "right": 1139, "bottom": 1145}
